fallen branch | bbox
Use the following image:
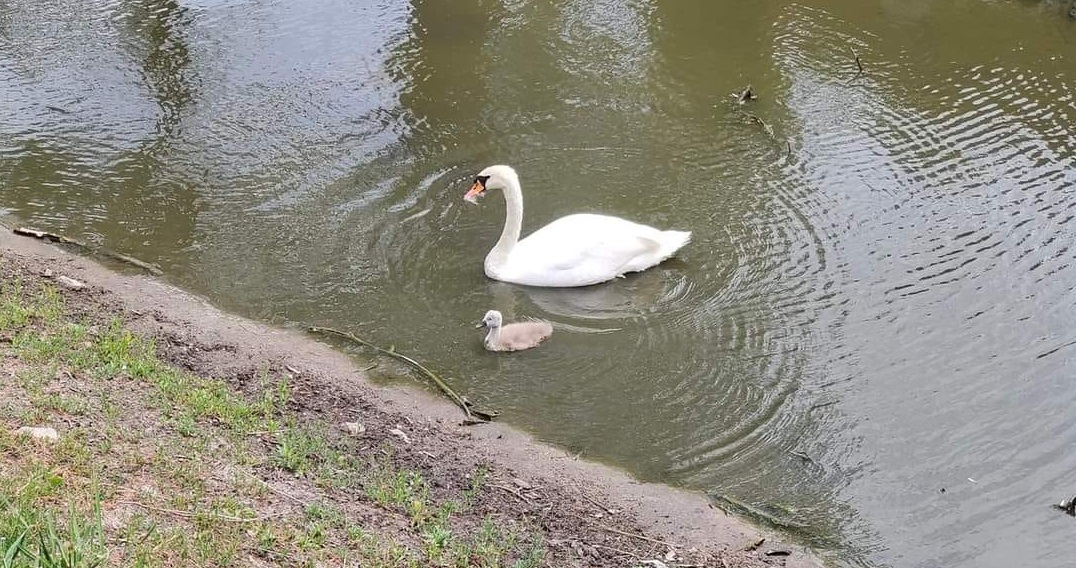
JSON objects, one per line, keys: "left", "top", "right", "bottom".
{"left": 13, "top": 227, "right": 163, "bottom": 275}
{"left": 14, "top": 227, "right": 86, "bottom": 246}
{"left": 307, "top": 326, "right": 498, "bottom": 423}
{"left": 100, "top": 250, "right": 164, "bottom": 275}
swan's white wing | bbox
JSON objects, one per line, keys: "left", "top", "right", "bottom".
{"left": 503, "top": 214, "right": 664, "bottom": 286}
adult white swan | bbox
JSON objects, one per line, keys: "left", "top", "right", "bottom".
{"left": 463, "top": 165, "right": 691, "bottom": 287}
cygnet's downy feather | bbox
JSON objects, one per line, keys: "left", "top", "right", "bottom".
{"left": 476, "top": 310, "right": 552, "bottom": 352}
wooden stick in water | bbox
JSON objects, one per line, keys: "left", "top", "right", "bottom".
{"left": 13, "top": 227, "right": 163, "bottom": 275}
{"left": 307, "top": 326, "right": 498, "bottom": 423}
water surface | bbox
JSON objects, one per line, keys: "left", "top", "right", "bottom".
{"left": 3, "top": 1, "right": 1076, "bottom": 566}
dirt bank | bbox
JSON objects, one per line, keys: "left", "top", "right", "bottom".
{"left": 0, "top": 227, "right": 821, "bottom": 568}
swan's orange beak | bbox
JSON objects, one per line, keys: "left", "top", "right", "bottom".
{"left": 464, "top": 180, "right": 486, "bottom": 204}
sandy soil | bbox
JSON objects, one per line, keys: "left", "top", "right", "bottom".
{"left": 0, "top": 226, "right": 821, "bottom": 568}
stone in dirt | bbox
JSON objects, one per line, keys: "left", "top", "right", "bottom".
{"left": 42, "top": 268, "right": 86, "bottom": 290}
{"left": 340, "top": 421, "right": 365, "bottom": 436}
{"left": 55, "top": 275, "right": 87, "bottom": 290}
{"left": 16, "top": 426, "right": 59, "bottom": 441}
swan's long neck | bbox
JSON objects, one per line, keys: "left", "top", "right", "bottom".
{"left": 486, "top": 172, "right": 523, "bottom": 271}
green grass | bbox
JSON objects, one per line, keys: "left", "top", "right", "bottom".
{"left": 0, "top": 275, "right": 550, "bottom": 567}
{"left": 0, "top": 502, "right": 106, "bottom": 568}
{"left": 273, "top": 422, "right": 329, "bottom": 475}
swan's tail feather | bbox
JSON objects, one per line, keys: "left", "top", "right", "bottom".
{"left": 659, "top": 230, "right": 691, "bottom": 260}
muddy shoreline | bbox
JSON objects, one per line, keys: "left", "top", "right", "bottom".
{"left": 1, "top": 227, "right": 821, "bottom": 567}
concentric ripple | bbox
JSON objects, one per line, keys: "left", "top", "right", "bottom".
{"left": 769, "top": 3, "right": 1076, "bottom": 566}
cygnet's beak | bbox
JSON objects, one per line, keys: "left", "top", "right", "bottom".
{"left": 463, "top": 180, "right": 486, "bottom": 204}
{"left": 475, "top": 320, "right": 488, "bottom": 329}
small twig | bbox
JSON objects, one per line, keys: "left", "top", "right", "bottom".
{"left": 116, "top": 500, "right": 279, "bottom": 523}
{"left": 237, "top": 469, "right": 308, "bottom": 507}
{"left": 491, "top": 484, "right": 531, "bottom": 504}
{"left": 737, "top": 110, "right": 793, "bottom": 156}
{"left": 589, "top": 542, "right": 636, "bottom": 559}
{"left": 786, "top": 449, "right": 823, "bottom": 471}
{"left": 745, "top": 113, "right": 776, "bottom": 140}
{"left": 574, "top": 514, "right": 680, "bottom": 549}
{"left": 809, "top": 400, "right": 839, "bottom": 411}
{"left": 579, "top": 492, "right": 616, "bottom": 515}
{"left": 597, "top": 524, "right": 676, "bottom": 548}
{"left": 847, "top": 45, "right": 864, "bottom": 84}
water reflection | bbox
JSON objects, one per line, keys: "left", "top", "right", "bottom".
{"left": 486, "top": 268, "right": 682, "bottom": 321}
{"left": 0, "top": 0, "right": 201, "bottom": 260}
{"left": 119, "top": 0, "right": 196, "bottom": 138}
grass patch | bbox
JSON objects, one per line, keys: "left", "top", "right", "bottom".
{"left": 0, "top": 275, "right": 552, "bottom": 567}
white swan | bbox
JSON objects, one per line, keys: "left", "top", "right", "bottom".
{"left": 476, "top": 310, "right": 552, "bottom": 352}
{"left": 463, "top": 165, "right": 691, "bottom": 287}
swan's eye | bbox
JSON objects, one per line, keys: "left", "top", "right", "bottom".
{"left": 464, "top": 176, "right": 491, "bottom": 203}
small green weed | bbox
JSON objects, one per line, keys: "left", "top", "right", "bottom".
{"left": 274, "top": 424, "right": 328, "bottom": 475}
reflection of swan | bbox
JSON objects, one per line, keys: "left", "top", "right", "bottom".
{"left": 464, "top": 165, "right": 690, "bottom": 287}
{"left": 475, "top": 310, "right": 552, "bottom": 352}
{"left": 487, "top": 271, "right": 678, "bottom": 322}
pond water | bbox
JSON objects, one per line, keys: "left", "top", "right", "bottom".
{"left": 2, "top": 0, "right": 1075, "bottom": 565}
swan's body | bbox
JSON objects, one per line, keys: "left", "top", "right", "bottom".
{"left": 464, "top": 165, "right": 690, "bottom": 287}
{"left": 476, "top": 310, "right": 552, "bottom": 352}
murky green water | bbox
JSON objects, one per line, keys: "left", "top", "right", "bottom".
{"left": 3, "top": 0, "right": 1076, "bottom": 565}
